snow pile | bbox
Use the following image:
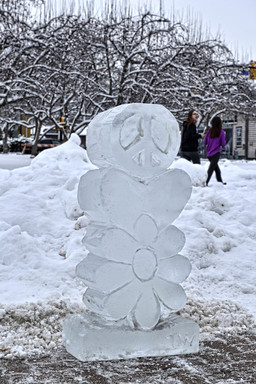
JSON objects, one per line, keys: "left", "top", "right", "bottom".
{"left": 0, "top": 134, "right": 93, "bottom": 304}
{"left": 171, "top": 157, "right": 207, "bottom": 186}
{"left": 0, "top": 136, "right": 256, "bottom": 358}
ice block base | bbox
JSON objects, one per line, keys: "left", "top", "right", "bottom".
{"left": 63, "top": 311, "right": 199, "bottom": 361}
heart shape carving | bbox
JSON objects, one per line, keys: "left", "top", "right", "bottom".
{"left": 78, "top": 168, "right": 191, "bottom": 233}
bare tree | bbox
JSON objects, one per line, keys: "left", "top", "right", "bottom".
{"left": 0, "top": 0, "right": 255, "bottom": 152}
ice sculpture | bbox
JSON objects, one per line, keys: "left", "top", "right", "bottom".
{"left": 63, "top": 103, "right": 199, "bottom": 361}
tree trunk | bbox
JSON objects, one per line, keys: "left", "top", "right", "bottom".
{"left": 31, "top": 120, "right": 41, "bottom": 156}
{"left": 3, "top": 123, "right": 9, "bottom": 154}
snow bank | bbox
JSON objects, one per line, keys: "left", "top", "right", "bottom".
{"left": 0, "top": 134, "right": 93, "bottom": 304}
{"left": 171, "top": 157, "right": 207, "bottom": 186}
{"left": 0, "top": 137, "right": 255, "bottom": 358}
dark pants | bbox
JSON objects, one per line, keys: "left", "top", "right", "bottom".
{"left": 180, "top": 151, "right": 200, "bottom": 164}
{"left": 206, "top": 152, "right": 222, "bottom": 184}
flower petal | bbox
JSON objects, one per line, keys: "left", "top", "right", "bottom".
{"left": 158, "top": 255, "right": 191, "bottom": 283}
{"left": 76, "top": 254, "right": 134, "bottom": 293}
{"left": 154, "top": 277, "right": 187, "bottom": 311}
{"left": 83, "top": 288, "right": 108, "bottom": 314}
{"left": 83, "top": 226, "right": 137, "bottom": 264}
{"left": 105, "top": 281, "right": 138, "bottom": 320}
{"left": 156, "top": 225, "right": 185, "bottom": 259}
{"left": 134, "top": 214, "right": 158, "bottom": 244}
{"left": 134, "top": 290, "right": 160, "bottom": 329}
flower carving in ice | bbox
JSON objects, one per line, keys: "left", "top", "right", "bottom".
{"left": 76, "top": 214, "right": 191, "bottom": 330}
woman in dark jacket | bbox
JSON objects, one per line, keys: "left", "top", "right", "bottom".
{"left": 180, "top": 110, "right": 203, "bottom": 164}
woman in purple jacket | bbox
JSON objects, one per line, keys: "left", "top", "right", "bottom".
{"left": 204, "top": 116, "right": 226, "bottom": 186}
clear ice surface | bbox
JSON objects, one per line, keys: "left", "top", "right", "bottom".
{"left": 63, "top": 312, "right": 199, "bottom": 361}
{"left": 63, "top": 103, "right": 199, "bottom": 361}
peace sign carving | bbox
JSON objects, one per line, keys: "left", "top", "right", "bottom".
{"left": 87, "top": 104, "right": 180, "bottom": 178}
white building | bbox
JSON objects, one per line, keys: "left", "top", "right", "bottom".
{"left": 233, "top": 115, "right": 256, "bottom": 159}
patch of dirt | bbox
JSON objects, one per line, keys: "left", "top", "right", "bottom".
{"left": 0, "top": 333, "right": 255, "bottom": 384}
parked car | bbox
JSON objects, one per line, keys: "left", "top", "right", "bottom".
{"left": 21, "top": 139, "right": 62, "bottom": 154}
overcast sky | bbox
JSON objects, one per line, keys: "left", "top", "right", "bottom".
{"left": 128, "top": 0, "right": 255, "bottom": 61}
{"left": 168, "top": 0, "right": 255, "bottom": 61}
{"left": 49, "top": 0, "right": 255, "bottom": 61}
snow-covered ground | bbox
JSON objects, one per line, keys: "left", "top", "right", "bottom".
{"left": 0, "top": 152, "right": 32, "bottom": 170}
{"left": 0, "top": 134, "right": 255, "bottom": 358}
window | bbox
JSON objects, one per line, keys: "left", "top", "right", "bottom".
{"left": 236, "top": 127, "right": 242, "bottom": 147}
